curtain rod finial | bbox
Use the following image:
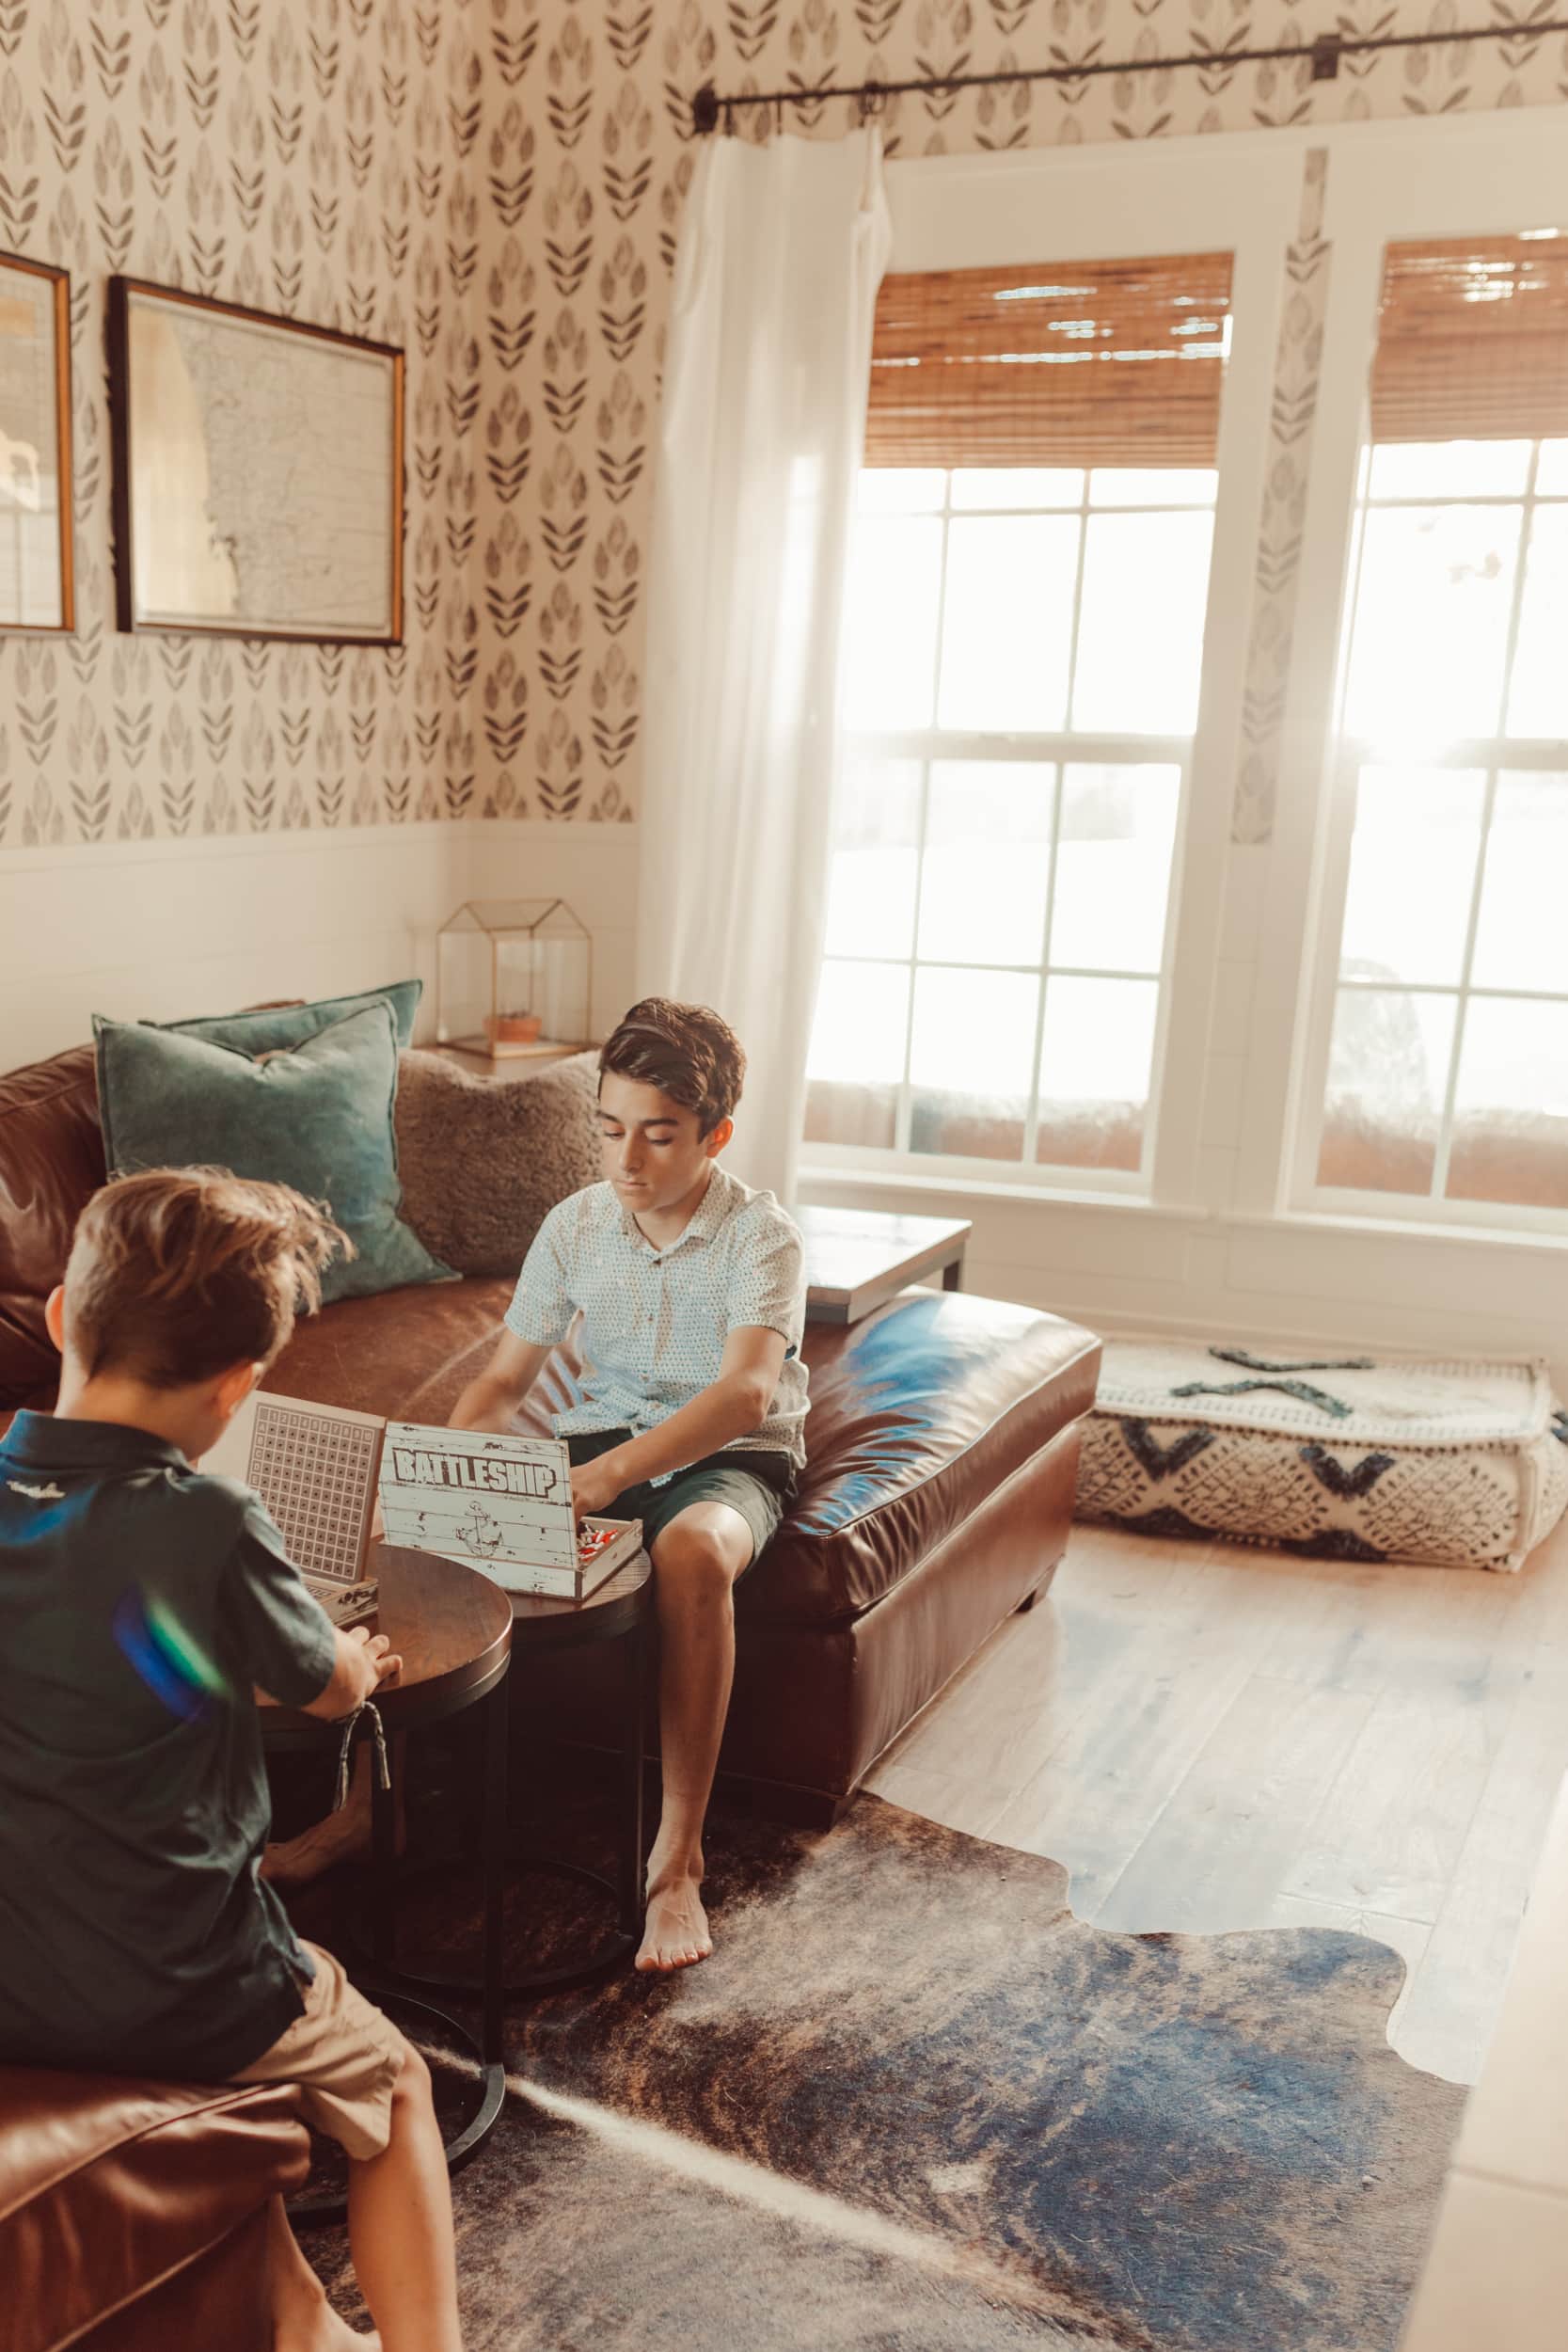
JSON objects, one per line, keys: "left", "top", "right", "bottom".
{"left": 692, "top": 82, "right": 721, "bottom": 135}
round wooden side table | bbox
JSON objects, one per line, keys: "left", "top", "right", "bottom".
{"left": 375, "top": 1546, "right": 655, "bottom": 2001}
{"left": 261, "top": 1550, "right": 513, "bottom": 2218}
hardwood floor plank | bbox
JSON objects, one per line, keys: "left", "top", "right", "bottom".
{"left": 1092, "top": 1672, "right": 1378, "bottom": 1934}
{"left": 982, "top": 1554, "right": 1273, "bottom": 1917}
{"left": 1281, "top": 1661, "right": 1526, "bottom": 1921}
{"left": 864, "top": 1527, "right": 1205, "bottom": 1840}
{"left": 1393, "top": 1661, "right": 1568, "bottom": 2087}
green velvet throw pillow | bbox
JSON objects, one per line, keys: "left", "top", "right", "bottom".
{"left": 94, "top": 980, "right": 423, "bottom": 1176}
{"left": 160, "top": 977, "right": 420, "bottom": 1055}
{"left": 93, "top": 1001, "right": 453, "bottom": 1306}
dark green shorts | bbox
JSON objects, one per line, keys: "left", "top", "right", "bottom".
{"left": 566, "top": 1429, "right": 797, "bottom": 1571}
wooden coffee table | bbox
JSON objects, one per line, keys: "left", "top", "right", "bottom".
{"left": 798, "top": 1203, "right": 973, "bottom": 1326}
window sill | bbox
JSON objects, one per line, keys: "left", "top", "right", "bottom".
{"left": 1234, "top": 1206, "right": 1568, "bottom": 1259}
{"left": 798, "top": 1162, "right": 1211, "bottom": 1222}
{"left": 800, "top": 1166, "right": 1568, "bottom": 1260}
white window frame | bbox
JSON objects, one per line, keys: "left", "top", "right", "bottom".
{"left": 1242, "top": 110, "right": 1568, "bottom": 1237}
{"left": 804, "top": 136, "right": 1302, "bottom": 1209}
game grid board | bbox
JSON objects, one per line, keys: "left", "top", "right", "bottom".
{"left": 245, "top": 1400, "right": 379, "bottom": 1585}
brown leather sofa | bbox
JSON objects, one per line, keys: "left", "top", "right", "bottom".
{"left": 0, "top": 1030, "right": 1097, "bottom": 2342}
{"left": 0, "top": 2070, "right": 308, "bottom": 2352}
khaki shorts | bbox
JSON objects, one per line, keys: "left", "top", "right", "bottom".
{"left": 234, "top": 1941, "right": 406, "bottom": 2161}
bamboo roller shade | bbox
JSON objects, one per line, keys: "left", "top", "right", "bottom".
{"left": 864, "top": 234, "right": 1568, "bottom": 474}
{"left": 1370, "top": 234, "right": 1568, "bottom": 445}
{"left": 864, "top": 253, "right": 1234, "bottom": 470}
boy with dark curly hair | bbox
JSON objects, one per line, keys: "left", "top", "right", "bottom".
{"left": 450, "top": 997, "right": 808, "bottom": 1973}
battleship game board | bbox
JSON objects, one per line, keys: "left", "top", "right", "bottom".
{"left": 202, "top": 1393, "right": 384, "bottom": 1625}
{"left": 379, "top": 1423, "right": 641, "bottom": 1599}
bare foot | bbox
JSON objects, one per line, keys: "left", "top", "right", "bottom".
{"left": 266, "top": 2196, "right": 381, "bottom": 2348}
{"left": 261, "top": 1806, "right": 372, "bottom": 1887}
{"left": 261, "top": 1748, "right": 403, "bottom": 1888}
{"left": 636, "top": 1873, "right": 713, "bottom": 1973}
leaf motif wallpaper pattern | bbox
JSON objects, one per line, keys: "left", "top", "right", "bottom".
{"left": 0, "top": 0, "right": 1565, "bottom": 850}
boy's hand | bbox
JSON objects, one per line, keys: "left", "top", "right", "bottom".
{"left": 570, "top": 1455, "right": 626, "bottom": 1524}
{"left": 303, "top": 1626, "right": 402, "bottom": 1721}
{"left": 345, "top": 1626, "right": 402, "bottom": 1699}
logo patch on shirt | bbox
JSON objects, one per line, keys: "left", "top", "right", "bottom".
{"left": 7, "top": 1479, "right": 65, "bottom": 1501}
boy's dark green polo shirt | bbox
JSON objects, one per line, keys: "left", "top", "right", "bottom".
{"left": 0, "top": 1411, "right": 338, "bottom": 2079}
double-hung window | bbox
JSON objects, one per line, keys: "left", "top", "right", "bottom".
{"left": 808, "top": 251, "right": 1232, "bottom": 1188}
{"left": 1290, "top": 169, "right": 1568, "bottom": 1230}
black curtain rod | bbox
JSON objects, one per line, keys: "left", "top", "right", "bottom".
{"left": 691, "top": 24, "right": 1568, "bottom": 135}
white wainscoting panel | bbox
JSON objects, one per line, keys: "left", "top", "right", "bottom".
{"left": 0, "top": 818, "right": 643, "bottom": 1072}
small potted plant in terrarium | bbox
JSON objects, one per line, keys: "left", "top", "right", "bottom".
{"left": 436, "top": 898, "right": 592, "bottom": 1060}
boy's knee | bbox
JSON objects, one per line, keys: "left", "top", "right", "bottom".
{"left": 393, "top": 2035, "right": 433, "bottom": 2105}
{"left": 652, "top": 1523, "right": 736, "bottom": 1597}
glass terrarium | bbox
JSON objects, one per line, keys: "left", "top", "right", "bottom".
{"left": 436, "top": 898, "right": 592, "bottom": 1059}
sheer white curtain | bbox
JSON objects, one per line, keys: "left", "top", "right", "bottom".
{"left": 637, "top": 130, "right": 891, "bottom": 1200}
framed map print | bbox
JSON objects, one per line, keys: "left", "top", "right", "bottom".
{"left": 107, "top": 278, "right": 404, "bottom": 644}
{"left": 0, "top": 249, "right": 74, "bottom": 634}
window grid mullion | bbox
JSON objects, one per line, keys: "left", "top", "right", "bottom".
{"left": 895, "top": 761, "right": 930, "bottom": 1157}
{"left": 1430, "top": 443, "right": 1542, "bottom": 1201}
{"left": 1022, "top": 765, "right": 1063, "bottom": 1168}
{"left": 1428, "top": 763, "right": 1498, "bottom": 1204}
{"left": 894, "top": 472, "right": 956, "bottom": 1154}
{"left": 1061, "top": 479, "right": 1092, "bottom": 735}
{"left": 1337, "top": 975, "right": 1568, "bottom": 1009}
{"left": 1496, "top": 439, "right": 1544, "bottom": 744}
{"left": 1021, "top": 476, "right": 1090, "bottom": 1174}
{"left": 821, "top": 951, "right": 1161, "bottom": 984}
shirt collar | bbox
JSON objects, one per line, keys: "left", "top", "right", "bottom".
{"left": 616, "top": 1163, "right": 739, "bottom": 1257}
{"left": 0, "top": 1410, "right": 191, "bottom": 1475}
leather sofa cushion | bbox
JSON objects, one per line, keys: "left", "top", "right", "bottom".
{"left": 0, "top": 1047, "right": 106, "bottom": 1409}
{"left": 0, "top": 2068, "right": 309, "bottom": 2352}
{"left": 268, "top": 1275, "right": 516, "bottom": 1423}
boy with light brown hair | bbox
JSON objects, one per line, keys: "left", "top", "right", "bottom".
{"left": 0, "top": 1168, "right": 463, "bottom": 2352}
{"left": 451, "top": 997, "right": 808, "bottom": 1974}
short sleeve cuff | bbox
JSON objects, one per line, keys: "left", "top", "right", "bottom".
{"left": 503, "top": 1297, "right": 570, "bottom": 1347}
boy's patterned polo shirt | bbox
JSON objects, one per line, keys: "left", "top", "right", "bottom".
{"left": 504, "top": 1165, "right": 808, "bottom": 1479}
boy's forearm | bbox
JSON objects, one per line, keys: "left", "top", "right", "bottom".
{"left": 450, "top": 1370, "right": 532, "bottom": 1433}
{"left": 450, "top": 1331, "right": 552, "bottom": 1434}
{"left": 594, "top": 1370, "right": 771, "bottom": 1491}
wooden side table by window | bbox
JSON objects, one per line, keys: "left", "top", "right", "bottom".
{"left": 798, "top": 1203, "right": 973, "bottom": 1327}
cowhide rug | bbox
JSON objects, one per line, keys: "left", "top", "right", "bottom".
{"left": 298, "top": 1795, "right": 1465, "bottom": 2352}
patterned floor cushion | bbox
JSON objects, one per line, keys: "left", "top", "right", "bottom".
{"left": 1077, "top": 1340, "right": 1568, "bottom": 1571}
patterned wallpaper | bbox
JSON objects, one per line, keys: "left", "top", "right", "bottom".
{"left": 2, "top": 1, "right": 1566, "bottom": 849}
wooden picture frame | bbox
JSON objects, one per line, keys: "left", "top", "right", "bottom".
{"left": 0, "top": 248, "right": 74, "bottom": 634}
{"left": 107, "top": 277, "right": 404, "bottom": 645}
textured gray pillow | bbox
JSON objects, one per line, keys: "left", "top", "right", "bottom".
{"left": 393, "top": 1048, "right": 603, "bottom": 1276}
